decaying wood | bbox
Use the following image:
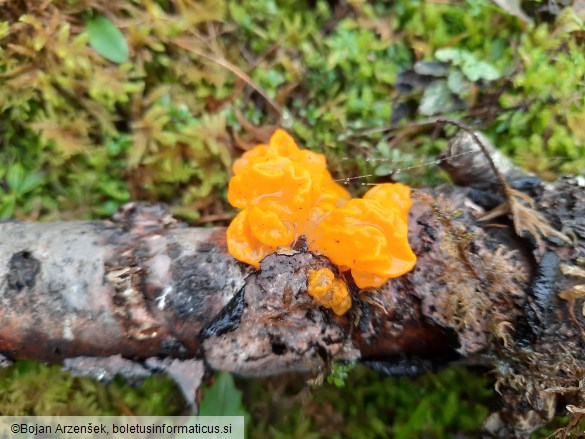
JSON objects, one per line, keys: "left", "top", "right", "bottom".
{"left": 0, "top": 133, "right": 584, "bottom": 437}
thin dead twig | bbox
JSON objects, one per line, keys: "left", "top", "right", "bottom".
{"left": 171, "top": 37, "right": 284, "bottom": 119}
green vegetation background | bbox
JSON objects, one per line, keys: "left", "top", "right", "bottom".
{"left": 1, "top": 0, "right": 583, "bottom": 437}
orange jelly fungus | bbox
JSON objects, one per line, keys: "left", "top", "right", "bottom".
{"left": 227, "top": 129, "right": 350, "bottom": 268}
{"left": 307, "top": 268, "right": 351, "bottom": 315}
{"left": 309, "top": 185, "right": 417, "bottom": 289}
{"left": 226, "top": 129, "right": 417, "bottom": 311}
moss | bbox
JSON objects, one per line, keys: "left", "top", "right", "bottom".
{"left": 0, "top": 0, "right": 231, "bottom": 221}
{"left": 0, "top": 361, "right": 182, "bottom": 416}
{"left": 241, "top": 365, "right": 492, "bottom": 439}
{"left": 2, "top": 0, "right": 582, "bottom": 221}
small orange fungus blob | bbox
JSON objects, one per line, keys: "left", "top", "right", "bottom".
{"left": 226, "top": 129, "right": 417, "bottom": 312}
{"left": 307, "top": 268, "right": 351, "bottom": 315}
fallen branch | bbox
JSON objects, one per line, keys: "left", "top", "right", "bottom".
{"left": 1, "top": 134, "right": 584, "bottom": 436}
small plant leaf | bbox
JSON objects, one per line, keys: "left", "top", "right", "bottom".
{"left": 436, "top": 47, "right": 501, "bottom": 82}
{"left": 447, "top": 70, "right": 471, "bottom": 95}
{"left": 419, "top": 80, "right": 454, "bottom": 115}
{"left": 19, "top": 172, "right": 43, "bottom": 195}
{"left": 6, "top": 164, "right": 25, "bottom": 193}
{"left": 376, "top": 141, "right": 391, "bottom": 157}
{"left": 86, "top": 15, "right": 129, "bottom": 64}
{"left": 435, "top": 48, "right": 464, "bottom": 64}
{"left": 413, "top": 60, "right": 449, "bottom": 77}
{"left": 199, "top": 372, "right": 248, "bottom": 418}
{"left": 375, "top": 163, "right": 394, "bottom": 176}
{"left": 462, "top": 60, "right": 501, "bottom": 82}
{"left": 0, "top": 196, "right": 16, "bottom": 218}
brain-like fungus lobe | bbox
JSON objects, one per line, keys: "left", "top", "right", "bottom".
{"left": 309, "top": 183, "right": 416, "bottom": 289}
{"left": 226, "top": 129, "right": 416, "bottom": 314}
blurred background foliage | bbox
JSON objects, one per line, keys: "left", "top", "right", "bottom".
{"left": 1, "top": 0, "right": 583, "bottom": 437}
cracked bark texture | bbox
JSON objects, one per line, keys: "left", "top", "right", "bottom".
{"left": 0, "top": 132, "right": 584, "bottom": 436}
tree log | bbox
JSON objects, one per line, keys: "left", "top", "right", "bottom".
{"left": 1, "top": 133, "right": 584, "bottom": 436}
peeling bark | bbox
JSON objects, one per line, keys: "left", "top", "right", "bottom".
{"left": 1, "top": 135, "right": 584, "bottom": 436}
{"left": 1, "top": 205, "right": 246, "bottom": 361}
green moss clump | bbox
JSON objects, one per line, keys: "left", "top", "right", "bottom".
{"left": 0, "top": 361, "right": 182, "bottom": 416}
{"left": 241, "top": 365, "right": 492, "bottom": 439}
{"left": 2, "top": 0, "right": 582, "bottom": 221}
{"left": 1, "top": 0, "right": 231, "bottom": 221}
{"left": 494, "top": 13, "right": 585, "bottom": 178}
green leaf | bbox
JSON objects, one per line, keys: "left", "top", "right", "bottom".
{"left": 413, "top": 60, "right": 449, "bottom": 77}
{"left": 419, "top": 80, "right": 454, "bottom": 116}
{"left": 462, "top": 60, "right": 501, "bottom": 82}
{"left": 0, "top": 196, "right": 16, "bottom": 218}
{"left": 375, "top": 163, "right": 394, "bottom": 176}
{"left": 86, "top": 15, "right": 129, "bottom": 64}
{"left": 376, "top": 141, "right": 391, "bottom": 157}
{"left": 436, "top": 47, "right": 500, "bottom": 82}
{"left": 326, "top": 363, "right": 356, "bottom": 388}
{"left": 435, "top": 47, "right": 464, "bottom": 64}
{"left": 6, "top": 164, "right": 25, "bottom": 193}
{"left": 199, "top": 372, "right": 248, "bottom": 418}
{"left": 447, "top": 70, "right": 471, "bottom": 96}
{"left": 19, "top": 172, "right": 43, "bottom": 195}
